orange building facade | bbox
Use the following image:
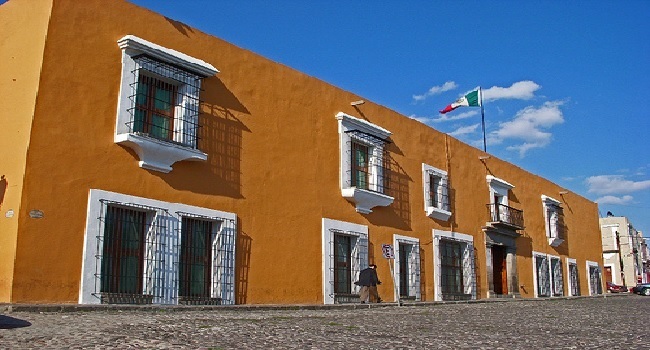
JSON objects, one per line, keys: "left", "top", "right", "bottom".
{"left": 0, "top": 0, "right": 604, "bottom": 305}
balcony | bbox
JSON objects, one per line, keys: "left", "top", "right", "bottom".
{"left": 486, "top": 203, "right": 524, "bottom": 230}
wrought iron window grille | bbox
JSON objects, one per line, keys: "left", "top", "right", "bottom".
{"left": 126, "top": 55, "right": 205, "bottom": 149}
{"left": 345, "top": 139, "right": 391, "bottom": 193}
{"left": 94, "top": 199, "right": 169, "bottom": 304}
{"left": 426, "top": 170, "right": 450, "bottom": 212}
{"left": 174, "top": 212, "right": 236, "bottom": 306}
{"left": 328, "top": 228, "right": 367, "bottom": 303}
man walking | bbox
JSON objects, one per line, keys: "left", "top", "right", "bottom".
{"left": 356, "top": 264, "right": 382, "bottom": 303}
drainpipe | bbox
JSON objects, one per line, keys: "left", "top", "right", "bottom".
{"left": 616, "top": 231, "right": 626, "bottom": 287}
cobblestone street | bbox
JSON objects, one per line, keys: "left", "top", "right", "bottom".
{"left": 1, "top": 295, "right": 648, "bottom": 349}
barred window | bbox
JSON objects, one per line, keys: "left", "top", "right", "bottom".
{"left": 179, "top": 217, "right": 213, "bottom": 298}
{"left": 100, "top": 205, "right": 147, "bottom": 295}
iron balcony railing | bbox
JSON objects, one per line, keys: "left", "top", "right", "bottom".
{"left": 486, "top": 203, "right": 524, "bottom": 229}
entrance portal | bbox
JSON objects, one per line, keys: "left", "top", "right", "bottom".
{"left": 492, "top": 245, "right": 508, "bottom": 295}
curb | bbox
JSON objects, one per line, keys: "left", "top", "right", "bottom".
{"left": 0, "top": 293, "right": 632, "bottom": 314}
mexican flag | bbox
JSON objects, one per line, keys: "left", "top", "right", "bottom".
{"left": 439, "top": 89, "right": 481, "bottom": 114}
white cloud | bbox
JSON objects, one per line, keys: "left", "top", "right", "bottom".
{"left": 586, "top": 175, "right": 650, "bottom": 195}
{"left": 487, "top": 100, "right": 565, "bottom": 157}
{"left": 595, "top": 195, "right": 635, "bottom": 205}
{"left": 449, "top": 123, "right": 480, "bottom": 137}
{"left": 432, "top": 110, "right": 479, "bottom": 122}
{"left": 483, "top": 81, "right": 541, "bottom": 101}
{"left": 413, "top": 81, "right": 457, "bottom": 102}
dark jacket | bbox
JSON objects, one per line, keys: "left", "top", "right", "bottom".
{"left": 356, "top": 267, "right": 381, "bottom": 287}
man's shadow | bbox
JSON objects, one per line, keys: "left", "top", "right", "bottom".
{"left": 0, "top": 315, "right": 32, "bottom": 329}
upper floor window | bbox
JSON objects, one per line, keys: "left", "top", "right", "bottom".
{"left": 542, "top": 195, "right": 564, "bottom": 247}
{"left": 486, "top": 175, "right": 524, "bottom": 229}
{"left": 336, "top": 112, "right": 394, "bottom": 214}
{"left": 422, "top": 164, "right": 451, "bottom": 221}
{"left": 115, "top": 35, "right": 218, "bottom": 173}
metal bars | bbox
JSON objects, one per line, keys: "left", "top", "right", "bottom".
{"left": 95, "top": 199, "right": 168, "bottom": 304}
{"left": 345, "top": 133, "right": 390, "bottom": 194}
{"left": 174, "top": 212, "right": 236, "bottom": 305}
{"left": 328, "top": 228, "right": 368, "bottom": 304}
{"left": 126, "top": 55, "right": 204, "bottom": 149}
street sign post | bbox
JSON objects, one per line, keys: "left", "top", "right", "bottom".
{"left": 381, "top": 244, "right": 401, "bottom": 306}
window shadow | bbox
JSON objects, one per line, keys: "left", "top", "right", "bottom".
{"left": 235, "top": 228, "right": 252, "bottom": 305}
{"left": 0, "top": 315, "right": 31, "bottom": 329}
{"left": 158, "top": 77, "right": 250, "bottom": 199}
{"left": 366, "top": 154, "right": 412, "bottom": 231}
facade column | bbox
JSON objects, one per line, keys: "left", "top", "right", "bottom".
{"left": 506, "top": 247, "right": 520, "bottom": 297}
{"left": 485, "top": 244, "right": 494, "bottom": 298}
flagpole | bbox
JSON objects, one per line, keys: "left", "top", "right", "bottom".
{"left": 480, "top": 87, "right": 486, "bottom": 152}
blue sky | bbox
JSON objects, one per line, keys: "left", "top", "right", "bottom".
{"left": 16, "top": 0, "right": 650, "bottom": 234}
{"left": 130, "top": 1, "right": 649, "bottom": 235}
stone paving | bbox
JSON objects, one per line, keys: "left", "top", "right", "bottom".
{"left": 0, "top": 295, "right": 648, "bottom": 349}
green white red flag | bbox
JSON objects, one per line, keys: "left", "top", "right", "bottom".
{"left": 439, "top": 89, "right": 481, "bottom": 114}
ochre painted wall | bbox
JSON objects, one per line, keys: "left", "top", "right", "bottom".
{"left": 8, "top": 0, "right": 603, "bottom": 303}
{"left": 0, "top": 0, "right": 54, "bottom": 303}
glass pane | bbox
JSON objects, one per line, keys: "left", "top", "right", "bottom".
{"left": 151, "top": 114, "right": 171, "bottom": 139}
{"left": 100, "top": 206, "right": 145, "bottom": 295}
{"left": 179, "top": 218, "right": 213, "bottom": 298}
{"left": 154, "top": 86, "right": 172, "bottom": 112}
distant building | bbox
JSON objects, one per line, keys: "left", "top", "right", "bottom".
{"left": 600, "top": 216, "right": 645, "bottom": 288}
{"left": 0, "top": 0, "right": 604, "bottom": 305}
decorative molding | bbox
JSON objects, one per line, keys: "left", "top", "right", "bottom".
{"left": 117, "top": 35, "right": 218, "bottom": 77}
{"left": 341, "top": 188, "right": 394, "bottom": 214}
{"left": 115, "top": 133, "right": 207, "bottom": 173}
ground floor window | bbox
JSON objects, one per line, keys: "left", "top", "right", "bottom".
{"left": 322, "top": 218, "right": 368, "bottom": 304}
{"left": 440, "top": 239, "right": 464, "bottom": 299}
{"left": 534, "top": 253, "right": 564, "bottom": 297}
{"left": 587, "top": 261, "right": 603, "bottom": 295}
{"left": 567, "top": 258, "right": 580, "bottom": 296}
{"left": 100, "top": 206, "right": 148, "bottom": 297}
{"left": 334, "top": 234, "right": 353, "bottom": 294}
{"left": 394, "top": 235, "right": 421, "bottom": 301}
{"left": 534, "top": 253, "right": 550, "bottom": 297}
{"left": 550, "top": 256, "right": 563, "bottom": 296}
{"left": 80, "top": 189, "right": 237, "bottom": 305}
{"left": 433, "top": 230, "right": 475, "bottom": 301}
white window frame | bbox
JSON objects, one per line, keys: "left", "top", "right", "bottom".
{"left": 336, "top": 112, "right": 394, "bottom": 214}
{"left": 542, "top": 195, "right": 564, "bottom": 247}
{"left": 549, "top": 254, "right": 564, "bottom": 296}
{"left": 532, "top": 251, "right": 551, "bottom": 297}
{"left": 586, "top": 260, "right": 603, "bottom": 295}
{"left": 392, "top": 234, "right": 421, "bottom": 302}
{"left": 433, "top": 230, "right": 475, "bottom": 301}
{"left": 79, "top": 189, "right": 236, "bottom": 305}
{"left": 422, "top": 163, "right": 451, "bottom": 221}
{"left": 115, "top": 35, "right": 218, "bottom": 173}
{"left": 565, "top": 257, "right": 580, "bottom": 296}
{"left": 321, "top": 218, "right": 368, "bottom": 304}
{"left": 486, "top": 175, "right": 514, "bottom": 222}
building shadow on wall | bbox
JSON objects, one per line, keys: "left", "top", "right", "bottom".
{"left": 164, "top": 17, "right": 194, "bottom": 37}
{"left": 0, "top": 175, "right": 7, "bottom": 210}
{"left": 161, "top": 77, "right": 250, "bottom": 199}
{"left": 235, "top": 228, "right": 252, "bottom": 305}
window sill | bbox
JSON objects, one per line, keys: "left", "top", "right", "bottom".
{"left": 426, "top": 206, "right": 452, "bottom": 221}
{"left": 341, "top": 187, "right": 394, "bottom": 214}
{"left": 115, "top": 133, "right": 207, "bottom": 173}
{"left": 548, "top": 236, "right": 564, "bottom": 247}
